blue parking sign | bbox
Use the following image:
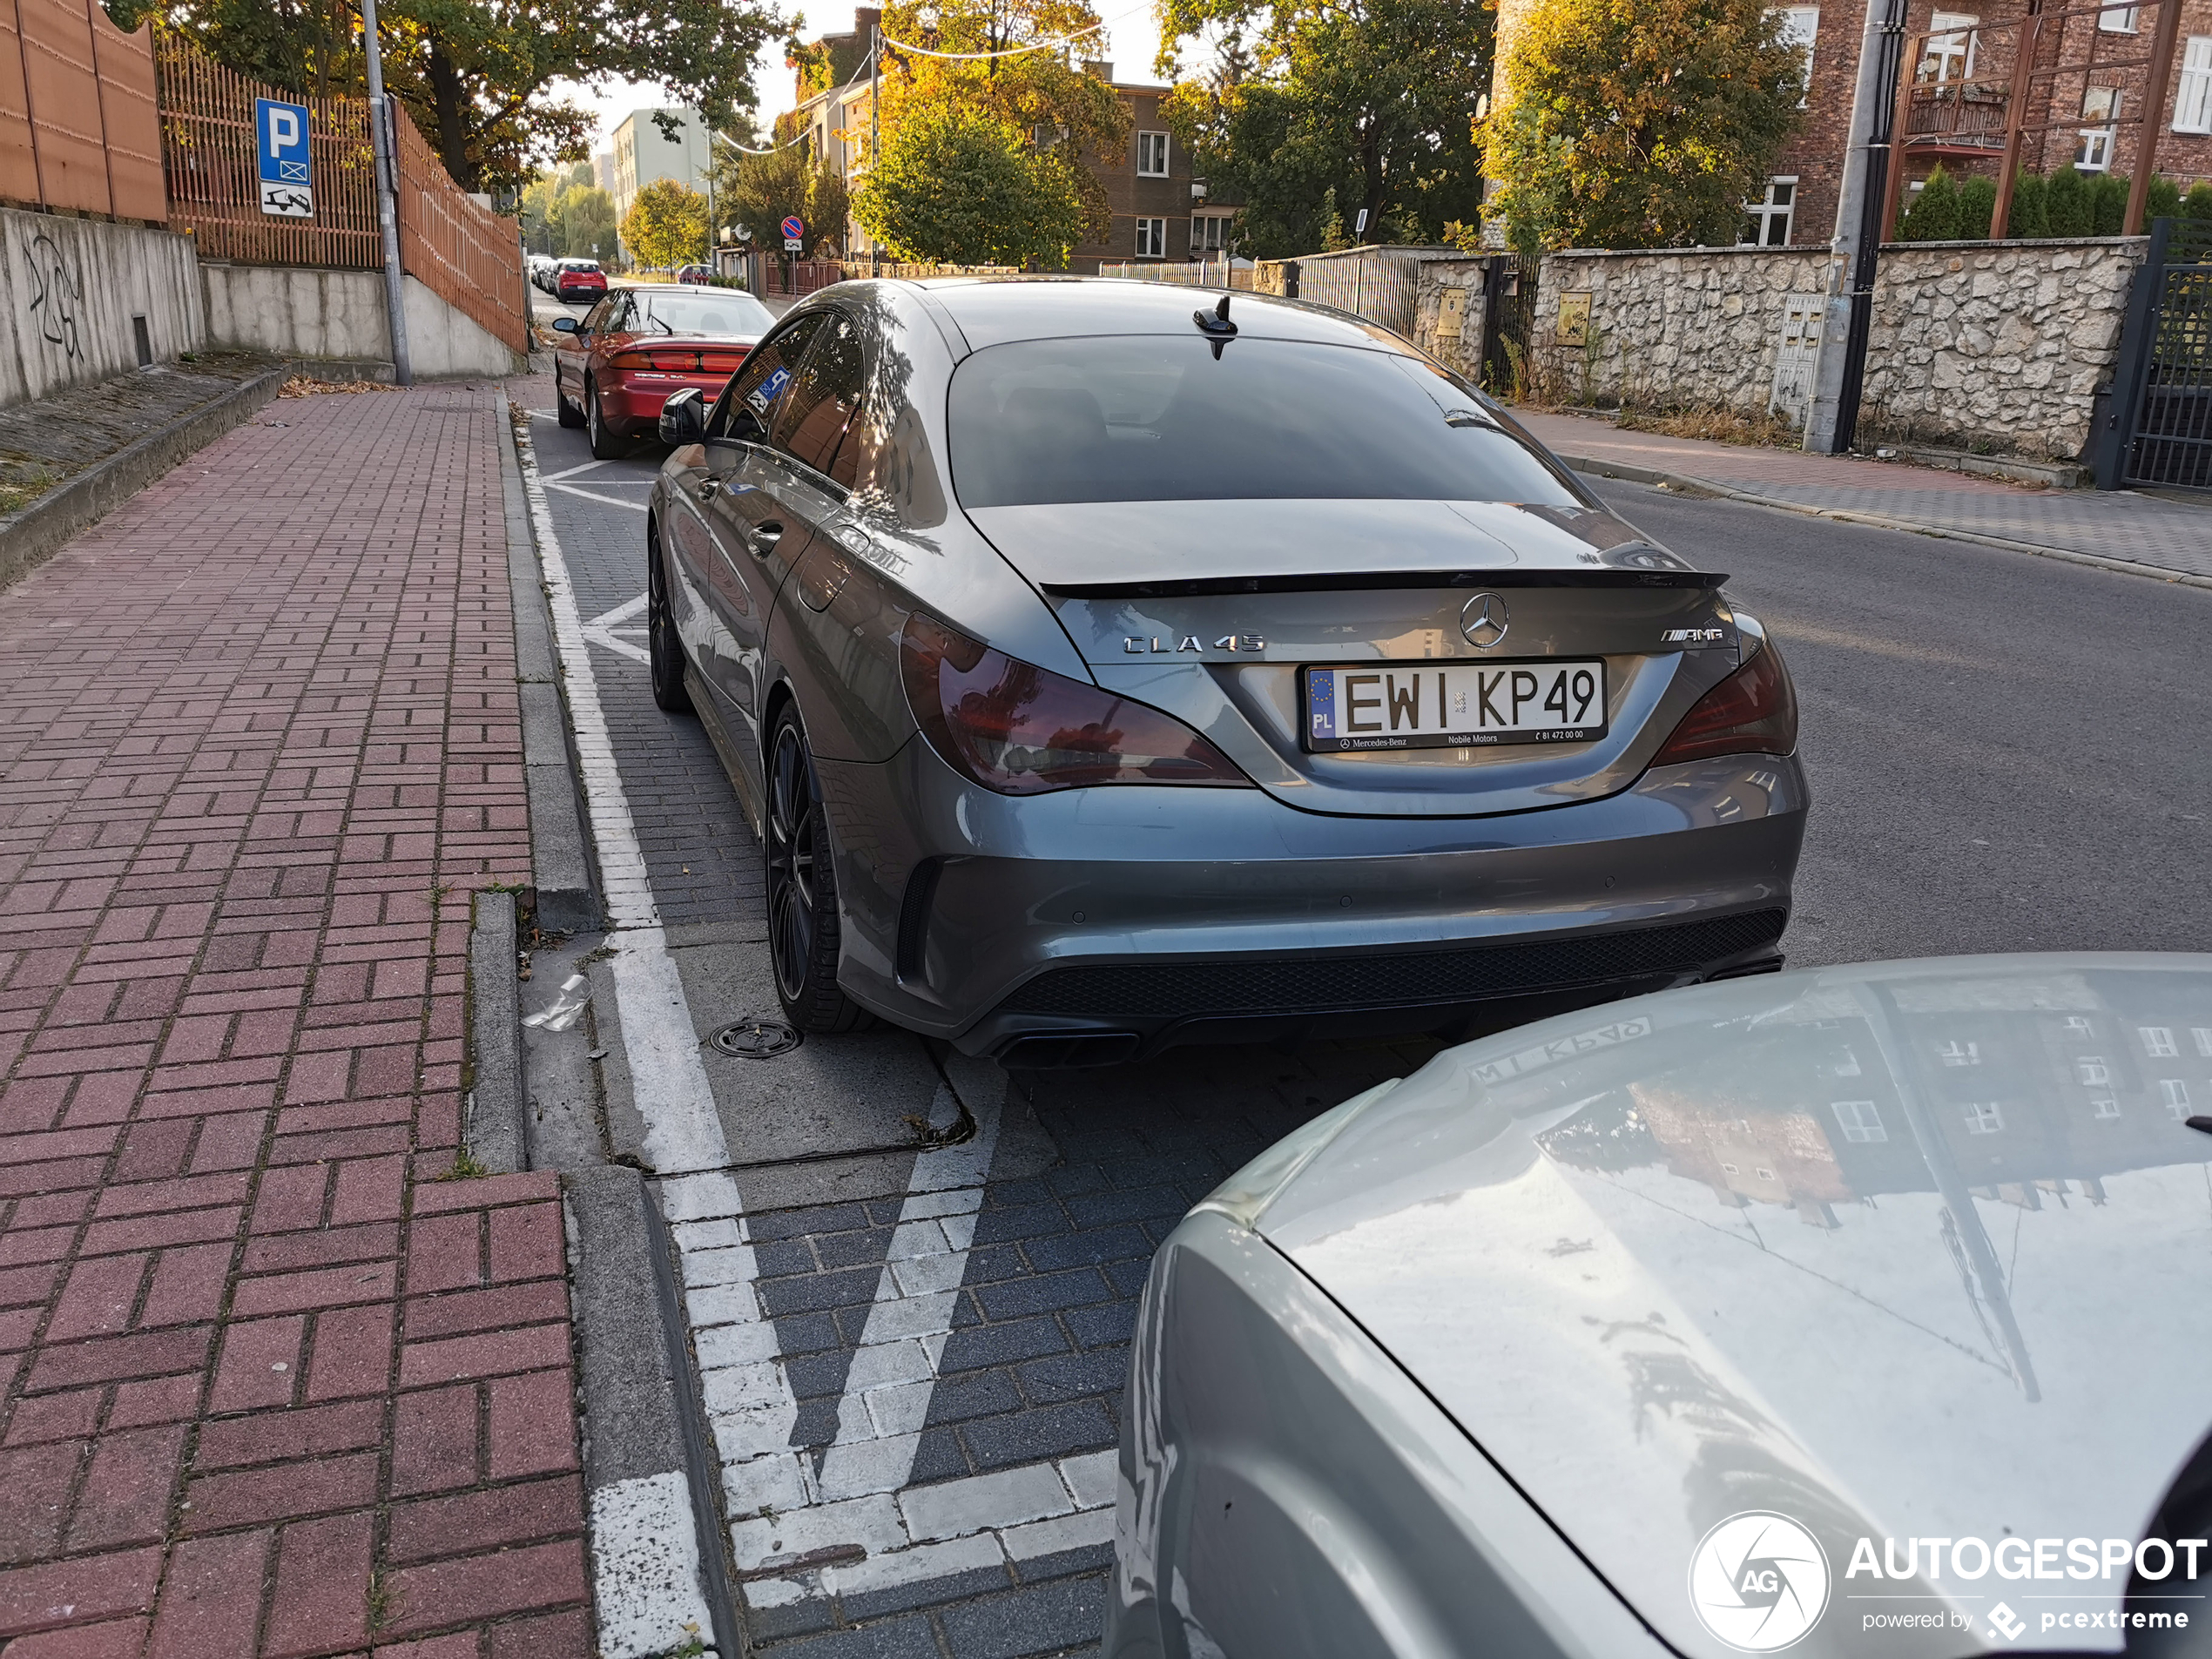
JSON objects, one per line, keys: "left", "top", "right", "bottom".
{"left": 256, "top": 97, "right": 314, "bottom": 219}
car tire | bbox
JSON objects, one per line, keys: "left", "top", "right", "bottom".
{"left": 647, "top": 522, "right": 692, "bottom": 715}
{"left": 765, "top": 706, "right": 872, "bottom": 1034}
{"left": 587, "top": 381, "right": 624, "bottom": 460}
{"left": 556, "top": 371, "right": 585, "bottom": 428}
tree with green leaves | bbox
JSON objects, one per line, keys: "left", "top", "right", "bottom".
{"left": 715, "top": 145, "right": 853, "bottom": 257}
{"left": 114, "top": 0, "right": 784, "bottom": 195}
{"left": 620, "top": 178, "right": 709, "bottom": 268}
{"left": 853, "top": 103, "right": 1085, "bottom": 266}
{"left": 1156, "top": 0, "right": 1490, "bottom": 257}
{"left": 556, "top": 183, "right": 617, "bottom": 259}
{"left": 1483, "top": 0, "right": 1804, "bottom": 251}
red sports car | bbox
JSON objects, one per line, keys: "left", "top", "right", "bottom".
{"left": 554, "top": 260, "right": 607, "bottom": 302}
{"left": 551, "top": 283, "right": 775, "bottom": 459}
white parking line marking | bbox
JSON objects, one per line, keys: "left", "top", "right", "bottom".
{"left": 550, "top": 481, "right": 650, "bottom": 513}
{"left": 584, "top": 592, "right": 651, "bottom": 665}
{"left": 590, "top": 1473, "right": 718, "bottom": 1659}
{"left": 547, "top": 459, "right": 612, "bottom": 480}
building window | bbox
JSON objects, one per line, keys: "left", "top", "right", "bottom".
{"left": 1832, "top": 1100, "right": 1886, "bottom": 1143}
{"left": 2076, "top": 87, "right": 2120, "bottom": 171}
{"left": 2142, "top": 1026, "right": 2179, "bottom": 1057}
{"left": 1963, "top": 1102, "right": 2005, "bottom": 1135}
{"left": 1721, "top": 1162, "right": 1741, "bottom": 1176}
{"left": 2078, "top": 1056, "right": 2111, "bottom": 1086}
{"left": 2063, "top": 1015, "right": 2094, "bottom": 1035}
{"left": 1755, "top": 1167, "right": 1777, "bottom": 1182}
{"left": 1190, "top": 213, "right": 1231, "bottom": 253}
{"left": 1135, "top": 217, "right": 1165, "bottom": 258}
{"left": 2161, "top": 1078, "right": 2192, "bottom": 1116}
{"left": 2194, "top": 1027, "right": 2212, "bottom": 1057}
{"left": 1741, "top": 178, "right": 1797, "bottom": 246}
{"left": 1777, "top": 5, "right": 1819, "bottom": 101}
{"left": 1922, "top": 12, "right": 1979, "bottom": 83}
{"left": 2091, "top": 1097, "right": 2122, "bottom": 1119}
{"left": 1832, "top": 1046, "right": 1863, "bottom": 1078}
{"left": 1136, "top": 131, "right": 1170, "bottom": 176}
{"left": 1937, "top": 1039, "right": 1980, "bottom": 1068}
{"left": 2180, "top": 38, "right": 2212, "bottom": 134}
{"left": 2099, "top": 4, "right": 2138, "bottom": 30}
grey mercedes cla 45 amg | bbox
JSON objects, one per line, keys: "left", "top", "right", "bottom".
{"left": 644, "top": 277, "right": 1806, "bottom": 1065}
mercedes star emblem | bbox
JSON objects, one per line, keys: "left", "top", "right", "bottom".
{"left": 1460, "top": 592, "right": 1510, "bottom": 649}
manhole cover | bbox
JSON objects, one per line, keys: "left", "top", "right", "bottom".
{"left": 710, "top": 1018, "right": 802, "bottom": 1059}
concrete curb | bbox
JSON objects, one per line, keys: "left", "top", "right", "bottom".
{"left": 1560, "top": 454, "right": 2212, "bottom": 596}
{"left": 466, "top": 889, "right": 526, "bottom": 1176}
{"left": 0, "top": 364, "right": 287, "bottom": 592}
{"left": 496, "top": 386, "right": 601, "bottom": 932}
{"left": 566, "top": 1163, "right": 746, "bottom": 1659}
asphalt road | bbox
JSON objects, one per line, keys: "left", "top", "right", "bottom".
{"left": 513, "top": 397, "right": 2212, "bottom": 1659}
{"left": 1586, "top": 477, "right": 2212, "bottom": 968}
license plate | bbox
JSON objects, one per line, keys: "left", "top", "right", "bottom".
{"left": 1303, "top": 661, "right": 1608, "bottom": 752}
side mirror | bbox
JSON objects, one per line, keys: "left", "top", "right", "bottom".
{"left": 659, "top": 387, "right": 706, "bottom": 446}
{"left": 551, "top": 315, "right": 578, "bottom": 334}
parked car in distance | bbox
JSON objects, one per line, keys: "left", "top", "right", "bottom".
{"left": 552, "top": 283, "right": 774, "bottom": 459}
{"left": 1109, "top": 952, "right": 2212, "bottom": 1658}
{"left": 646, "top": 279, "right": 1805, "bottom": 1062}
{"left": 526, "top": 254, "right": 553, "bottom": 293}
{"left": 677, "top": 264, "right": 713, "bottom": 286}
{"left": 555, "top": 260, "right": 606, "bottom": 303}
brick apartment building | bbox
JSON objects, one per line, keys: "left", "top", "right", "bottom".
{"left": 785, "top": 28, "right": 1225, "bottom": 270}
{"left": 1493, "top": 0, "right": 2212, "bottom": 252}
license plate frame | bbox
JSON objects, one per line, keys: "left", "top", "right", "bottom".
{"left": 1302, "top": 660, "right": 1608, "bottom": 752}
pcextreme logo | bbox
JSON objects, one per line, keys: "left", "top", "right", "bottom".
{"left": 1689, "top": 1512, "right": 1831, "bottom": 1652}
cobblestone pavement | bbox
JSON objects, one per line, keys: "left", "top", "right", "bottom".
{"left": 0, "top": 384, "right": 591, "bottom": 1657}
{"left": 508, "top": 375, "right": 1434, "bottom": 1656}
{"left": 1516, "top": 410, "right": 2212, "bottom": 581}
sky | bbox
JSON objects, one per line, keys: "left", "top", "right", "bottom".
{"left": 554, "top": 0, "right": 1169, "bottom": 164}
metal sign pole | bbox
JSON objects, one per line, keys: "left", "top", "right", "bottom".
{"left": 361, "top": 0, "right": 413, "bottom": 384}
{"left": 871, "top": 25, "right": 882, "bottom": 276}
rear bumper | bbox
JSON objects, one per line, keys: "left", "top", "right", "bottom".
{"left": 814, "top": 738, "right": 1809, "bottom": 1063}
{"left": 598, "top": 374, "right": 735, "bottom": 434}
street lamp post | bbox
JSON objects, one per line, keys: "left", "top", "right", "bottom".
{"left": 360, "top": 0, "right": 413, "bottom": 384}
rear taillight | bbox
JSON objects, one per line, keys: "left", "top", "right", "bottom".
{"left": 899, "top": 613, "right": 1249, "bottom": 794}
{"left": 608, "top": 351, "right": 655, "bottom": 370}
{"left": 1652, "top": 637, "right": 1797, "bottom": 766}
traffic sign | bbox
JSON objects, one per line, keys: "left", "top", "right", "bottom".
{"left": 256, "top": 97, "right": 314, "bottom": 219}
{"left": 780, "top": 216, "right": 805, "bottom": 241}
{"left": 784, "top": 239, "right": 803, "bottom": 252}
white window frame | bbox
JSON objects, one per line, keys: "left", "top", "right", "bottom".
{"left": 1832, "top": 1100, "right": 1886, "bottom": 1143}
{"left": 2142, "top": 1026, "right": 2179, "bottom": 1057}
{"left": 1134, "top": 217, "right": 1166, "bottom": 259}
{"left": 1963, "top": 1101, "right": 2005, "bottom": 1135}
{"left": 2063, "top": 1015, "right": 2094, "bottom": 1035}
{"left": 2160, "top": 1078, "right": 2192, "bottom": 1116}
{"left": 1190, "top": 212, "right": 1231, "bottom": 253}
{"left": 2179, "top": 38, "right": 2212, "bottom": 135}
{"left": 1740, "top": 176, "right": 1798, "bottom": 246}
{"left": 1938, "top": 1038, "right": 1980, "bottom": 1068}
{"left": 2092, "top": 1097, "right": 2122, "bottom": 1119}
{"left": 2078, "top": 1056, "right": 2112, "bottom": 1087}
{"left": 2099, "top": 4, "right": 2138, "bottom": 30}
{"left": 1777, "top": 5, "right": 1820, "bottom": 102}
{"left": 1924, "top": 12, "right": 1979, "bottom": 83}
{"left": 2076, "top": 86, "right": 2120, "bottom": 171}
{"left": 1136, "top": 131, "right": 1170, "bottom": 177}
{"left": 2194, "top": 1026, "right": 2212, "bottom": 1057}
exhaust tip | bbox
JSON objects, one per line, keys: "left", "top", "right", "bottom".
{"left": 997, "top": 1031, "right": 1143, "bottom": 1070}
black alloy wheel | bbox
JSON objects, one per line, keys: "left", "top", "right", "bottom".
{"left": 586, "top": 380, "right": 624, "bottom": 460}
{"left": 646, "top": 523, "right": 691, "bottom": 714}
{"left": 765, "top": 708, "right": 871, "bottom": 1033}
{"left": 556, "top": 367, "right": 584, "bottom": 428}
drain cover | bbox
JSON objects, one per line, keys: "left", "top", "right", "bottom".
{"left": 710, "top": 1018, "right": 803, "bottom": 1059}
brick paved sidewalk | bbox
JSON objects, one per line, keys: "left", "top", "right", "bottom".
{"left": 0, "top": 386, "right": 591, "bottom": 1657}
{"left": 1516, "top": 410, "right": 2212, "bottom": 582}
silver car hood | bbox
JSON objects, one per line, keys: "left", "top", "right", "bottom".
{"left": 1253, "top": 954, "right": 2212, "bottom": 1656}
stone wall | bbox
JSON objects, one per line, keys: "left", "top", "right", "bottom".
{"left": 1857, "top": 238, "right": 2145, "bottom": 461}
{"left": 0, "top": 208, "right": 206, "bottom": 408}
{"left": 1528, "top": 247, "right": 1834, "bottom": 413}
{"left": 1525, "top": 237, "right": 2148, "bottom": 461}
{"left": 1409, "top": 257, "right": 1490, "bottom": 387}
{"left": 200, "top": 264, "right": 523, "bottom": 379}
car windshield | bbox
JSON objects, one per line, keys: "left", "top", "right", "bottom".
{"left": 631, "top": 289, "right": 773, "bottom": 336}
{"left": 947, "top": 336, "right": 1579, "bottom": 508}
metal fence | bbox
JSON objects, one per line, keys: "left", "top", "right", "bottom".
{"left": 1253, "top": 246, "right": 1423, "bottom": 336}
{"left": 0, "top": 0, "right": 165, "bottom": 220}
{"left": 157, "top": 39, "right": 524, "bottom": 354}
{"left": 1096, "top": 260, "right": 1256, "bottom": 290}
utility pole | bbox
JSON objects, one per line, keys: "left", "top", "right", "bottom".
{"left": 871, "top": 23, "right": 882, "bottom": 277}
{"left": 360, "top": 0, "right": 413, "bottom": 384}
{"left": 1802, "top": 0, "right": 1905, "bottom": 453}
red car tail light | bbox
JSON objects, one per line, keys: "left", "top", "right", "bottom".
{"left": 607, "top": 351, "right": 658, "bottom": 370}
{"left": 899, "top": 613, "right": 1250, "bottom": 794}
{"left": 1651, "top": 637, "right": 1797, "bottom": 766}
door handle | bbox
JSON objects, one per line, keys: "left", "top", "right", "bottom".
{"left": 696, "top": 477, "right": 720, "bottom": 500}
{"left": 750, "top": 520, "right": 785, "bottom": 556}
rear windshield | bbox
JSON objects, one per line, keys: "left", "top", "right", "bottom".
{"left": 947, "top": 336, "right": 1579, "bottom": 508}
{"left": 634, "top": 289, "right": 772, "bottom": 335}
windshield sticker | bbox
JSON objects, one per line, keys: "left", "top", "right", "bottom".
{"left": 747, "top": 366, "right": 791, "bottom": 415}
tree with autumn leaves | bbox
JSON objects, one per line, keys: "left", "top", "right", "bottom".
{"left": 619, "top": 178, "right": 711, "bottom": 269}
{"left": 1482, "top": 0, "right": 1807, "bottom": 250}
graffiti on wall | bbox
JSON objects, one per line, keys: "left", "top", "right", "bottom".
{"left": 24, "top": 233, "right": 84, "bottom": 361}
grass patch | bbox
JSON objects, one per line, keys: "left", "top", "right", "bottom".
{"left": 435, "top": 1149, "right": 491, "bottom": 1182}
{"left": 1613, "top": 405, "right": 1798, "bottom": 448}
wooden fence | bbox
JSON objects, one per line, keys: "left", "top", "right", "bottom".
{"left": 0, "top": 0, "right": 165, "bottom": 220}
{"left": 157, "top": 38, "right": 524, "bottom": 354}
